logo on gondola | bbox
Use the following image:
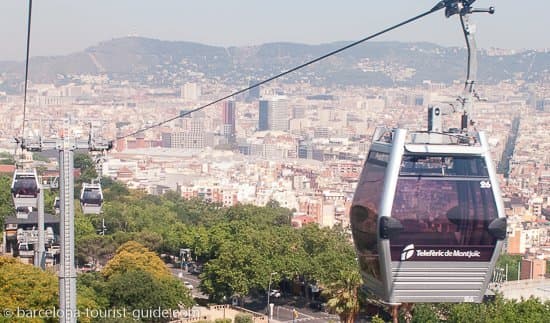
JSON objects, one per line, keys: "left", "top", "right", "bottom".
{"left": 480, "top": 181, "right": 491, "bottom": 188}
{"left": 401, "top": 244, "right": 415, "bottom": 261}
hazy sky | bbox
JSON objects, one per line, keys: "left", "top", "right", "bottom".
{"left": 1, "top": 0, "right": 548, "bottom": 61}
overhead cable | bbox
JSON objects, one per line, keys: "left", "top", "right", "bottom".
{"left": 21, "top": 0, "right": 33, "bottom": 139}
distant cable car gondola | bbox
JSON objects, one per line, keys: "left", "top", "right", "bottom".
{"left": 80, "top": 183, "right": 103, "bottom": 214}
{"left": 11, "top": 169, "right": 39, "bottom": 208}
{"left": 350, "top": 0, "right": 504, "bottom": 304}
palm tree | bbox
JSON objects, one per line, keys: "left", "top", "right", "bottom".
{"left": 323, "top": 269, "right": 363, "bottom": 323}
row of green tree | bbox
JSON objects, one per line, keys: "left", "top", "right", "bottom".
{"left": 402, "top": 295, "right": 549, "bottom": 323}
{"left": 74, "top": 177, "right": 361, "bottom": 317}
{"left": 73, "top": 175, "right": 550, "bottom": 323}
{"left": 0, "top": 241, "right": 192, "bottom": 323}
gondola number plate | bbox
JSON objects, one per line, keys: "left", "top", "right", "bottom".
{"left": 480, "top": 181, "right": 491, "bottom": 188}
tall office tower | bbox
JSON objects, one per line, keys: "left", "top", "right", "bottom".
{"left": 258, "top": 96, "right": 289, "bottom": 132}
{"left": 258, "top": 101, "right": 270, "bottom": 131}
{"left": 247, "top": 80, "right": 260, "bottom": 101}
{"left": 222, "top": 101, "right": 236, "bottom": 143}
{"left": 181, "top": 82, "right": 201, "bottom": 101}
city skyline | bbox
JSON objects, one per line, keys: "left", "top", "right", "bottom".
{"left": 1, "top": 0, "right": 549, "bottom": 61}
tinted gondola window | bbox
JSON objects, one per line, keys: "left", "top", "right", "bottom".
{"left": 351, "top": 151, "right": 388, "bottom": 279}
{"left": 82, "top": 190, "right": 102, "bottom": 204}
{"left": 400, "top": 155, "right": 489, "bottom": 177}
{"left": 389, "top": 155, "right": 498, "bottom": 261}
{"left": 13, "top": 178, "right": 38, "bottom": 196}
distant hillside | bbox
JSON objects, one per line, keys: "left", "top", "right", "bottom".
{"left": 0, "top": 37, "right": 548, "bottom": 91}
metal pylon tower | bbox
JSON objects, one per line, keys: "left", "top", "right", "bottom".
{"left": 34, "top": 186, "right": 46, "bottom": 269}
{"left": 18, "top": 121, "right": 112, "bottom": 323}
{"left": 58, "top": 131, "right": 76, "bottom": 322}
{"left": 34, "top": 175, "right": 58, "bottom": 270}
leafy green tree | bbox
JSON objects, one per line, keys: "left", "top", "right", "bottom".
{"left": 101, "top": 176, "right": 130, "bottom": 201}
{"left": 158, "top": 222, "right": 192, "bottom": 255}
{"left": 495, "top": 254, "right": 522, "bottom": 281}
{"left": 322, "top": 270, "right": 362, "bottom": 323}
{"left": 0, "top": 176, "right": 14, "bottom": 230}
{"left": 300, "top": 224, "right": 357, "bottom": 290}
{"left": 74, "top": 153, "right": 98, "bottom": 183}
{"left": 200, "top": 239, "right": 270, "bottom": 303}
{"left": 102, "top": 241, "right": 171, "bottom": 279}
{"left": 75, "top": 214, "right": 96, "bottom": 237}
{"left": 42, "top": 188, "right": 57, "bottom": 215}
{"left": 0, "top": 257, "right": 58, "bottom": 323}
{"left": 234, "top": 313, "right": 253, "bottom": 323}
{"left": 511, "top": 297, "right": 550, "bottom": 323}
{"left": 0, "top": 257, "right": 111, "bottom": 323}
{"left": 186, "top": 225, "right": 211, "bottom": 262}
{"left": 77, "top": 284, "right": 104, "bottom": 323}
{"left": 77, "top": 271, "right": 109, "bottom": 308}
{"left": 164, "top": 196, "right": 222, "bottom": 225}
{"left": 74, "top": 153, "right": 94, "bottom": 172}
{"left": 197, "top": 204, "right": 306, "bottom": 303}
{"left": 76, "top": 234, "right": 118, "bottom": 267}
{"left": 371, "top": 315, "right": 386, "bottom": 323}
{"left": 411, "top": 304, "right": 442, "bottom": 323}
{"left": 107, "top": 269, "right": 193, "bottom": 322}
{"left": 31, "top": 152, "right": 50, "bottom": 162}
{"left": 0, "top": 152, "right": 15, "bottom": 165}
{"left": 409, "top": 295, "right": 550, "bottom": 323}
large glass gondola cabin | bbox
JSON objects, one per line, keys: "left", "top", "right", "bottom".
{"left": 80, "top": 183, "right": 103, "bottom": 214}
{"left": 351, "top": 128, "right": 506, "bottom": 303}
{"left": 11, "top": 169, "right": 39, "bottom": 208}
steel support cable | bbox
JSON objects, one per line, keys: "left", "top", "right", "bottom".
{"left": 21, "top": 0, "right": 33, "bottom": 140}
{"left": 14, "top": 0, "right": 33, "bottom": 164}
{"left": 116, "top": 1, "right": 449, "bottom": 141}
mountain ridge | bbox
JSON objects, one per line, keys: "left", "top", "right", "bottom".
{"left": 0, "top": 37, "right": 547, "bottom": 90}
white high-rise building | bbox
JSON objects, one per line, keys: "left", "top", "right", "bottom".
{"left": 181, "top": 82, "right": 201, "bottom": 101}
{"left": 258, "top": 95, "right": 289, "bottom": 132}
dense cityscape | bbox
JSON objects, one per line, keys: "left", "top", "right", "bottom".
{"left": 0, "top": 11, "right": 549, "bottom": 322}
{"left": 1, "top": 47, "right": 548, "bottom": 251}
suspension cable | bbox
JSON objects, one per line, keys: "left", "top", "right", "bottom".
{"left": 21, "top": 0, "right": 33, "bottom": 140}
{"left": 116, "top": 1, "right": 448, "bottom": 141}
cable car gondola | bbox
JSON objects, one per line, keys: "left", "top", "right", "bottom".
{"left": 80, "top": 183, "right": 103, "bottom": 214}
{"left": 351, "top": 128, "right": 506, "bottom": 303}
{"left": 350, "top": 0, "right": 505, "bottom": 304}
{"left": 11, "top": 169, "right": 40, "bottom": 208}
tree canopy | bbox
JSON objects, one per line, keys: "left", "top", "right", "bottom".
{"left": 102, "top": 241, "right": 172, "bottom": 280}
{"left": 0, "top": 257, "right": 58, "bottom": 322}
{"left": 1, "top": 172, "right": 547, "bottom": 323}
